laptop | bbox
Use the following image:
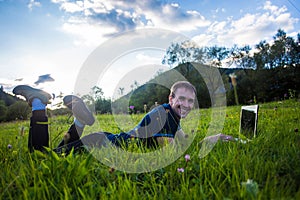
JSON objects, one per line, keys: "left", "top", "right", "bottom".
{"left": 239, "top": 105, "right": 259, "bottom": 139}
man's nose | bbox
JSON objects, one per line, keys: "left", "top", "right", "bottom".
{"left": 181, "top": 99, "right": 189, "bottom": 107}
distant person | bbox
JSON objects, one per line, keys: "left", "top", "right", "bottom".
{"left": 13, "top": 81, "right": 197, "bottom": 153}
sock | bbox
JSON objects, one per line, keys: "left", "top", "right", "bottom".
{"left": 32, "top": 98, "right": 46, "bottom": 111}
{"left": 74, "top": 118, "right": 84, "bottom": 128}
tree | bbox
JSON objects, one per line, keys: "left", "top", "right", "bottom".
{"left": 6, "top": 101, "right": 30, "bottom": 121}
{"left": 118, "top": 87, "right": 125, "bottom": 96}
{"left": 115, "top": 29, "right": 299, "bottom": 108}
{"left": 95, "top": 98, "right": 112, "bottom": 114}
{"left": 254, "top": 29, "right": 299, "bottom": 70}
{"left": 92, "top": 86, "right": 104, "bottom": 100}
{"left": 205, "top": 46, "right": 229, "bottom": 69}
{"left": 162, "top": 40, "right": 257, "bottom": 72}
{"left": 0, "top": 100, "right": 7, "bottom": 122}
{"left": 89, "top": 86, "right": 112, "bottom": 114}
{"left": 162, "top": 40, "right": 206, "bottom": 68}
{"left": 226, "top": 45, "right": 256, "bottom": 70}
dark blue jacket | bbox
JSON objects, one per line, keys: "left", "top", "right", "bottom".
{"left": 105, "top": 103, "right": 181, "bottom": 148}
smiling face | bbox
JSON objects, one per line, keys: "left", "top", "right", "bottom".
{"left": 169, "top": 87, "right": 196, "bottom": 119}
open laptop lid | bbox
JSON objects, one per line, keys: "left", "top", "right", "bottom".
{"left": 239, "top": 105, "right": 259, "bottom": 139}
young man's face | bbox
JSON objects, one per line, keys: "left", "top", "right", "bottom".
{"left": 169, "top": 87, "right": 196, "bottom": 118}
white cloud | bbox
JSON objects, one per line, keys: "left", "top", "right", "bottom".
{"left": 263, "top": 1, "right": 287, "bottom": 16}
{"left": 62, "top": 19, "right": 117, "bottom": 46}
{"left": 51, "top": 0, "right": 211, "bottom": 46}
{"left": 139, "top": 3, "right": 210, "bottom": 31}
{"left": 193, "top": 1, "right": 298, "bottom": 47}
{"left": 208, "top": 21, "right": 227, "bottom": 33}
{"left": 60, "top": 1, "right": 83, "bottom": 13}
{"left": 49, "top": 0, "right": 298, "bottom": 49}
{"left": 28, "top": 0, "right": 41, "bottom": 11}
{"left": 136, "top": 53, "right": 162, "bottom": 64}
{"left": 192, "top": 34, "right": 215, "bottom": 47}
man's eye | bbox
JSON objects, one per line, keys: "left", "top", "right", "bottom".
{"left": 179, "top": 97, "right": 185, "bottom": 101}
{"left": 188, "top": 99, "right": 194, "bottom": 104}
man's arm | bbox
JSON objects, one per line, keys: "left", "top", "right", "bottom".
{"left": 156, "top": 129, "right": 188, "bottom": 147}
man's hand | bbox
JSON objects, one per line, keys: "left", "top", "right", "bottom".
{"left": 201, "top": 133, "right": 234, "bottom": 143}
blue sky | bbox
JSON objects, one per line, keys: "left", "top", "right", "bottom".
{"left": 0, "top": 0, "right": 299, "bottom": 100}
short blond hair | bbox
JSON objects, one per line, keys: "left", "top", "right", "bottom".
{"left": 170, "top": 81, "right": 196, "bottom": 97}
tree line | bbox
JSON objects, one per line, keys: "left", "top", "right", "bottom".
{"left": 113, "top": 29, "right": 299, "bottom": 113}
{"left": 0, "top": 29, "right": 299, "bottom": 121}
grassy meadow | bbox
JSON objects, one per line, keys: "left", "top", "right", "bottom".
{"left": 0, "top": 100, "right": 299, "bottom": 199}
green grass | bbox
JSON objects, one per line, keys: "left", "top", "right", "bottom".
{"left": 0, "top": 100, "right": 300, "bottom": 199}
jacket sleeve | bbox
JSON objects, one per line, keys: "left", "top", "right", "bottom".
{"left": 127, "top": 105, "right": 167, "bottom": 139}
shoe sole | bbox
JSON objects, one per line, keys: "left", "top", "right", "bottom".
{"left": 13, "top": 85, "right": 52, "bottom": 105}
{"left": 63, "top": 95, "right": 95, "bottom": 126}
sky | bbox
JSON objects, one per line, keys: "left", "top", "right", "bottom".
{"left": 0, "top": 0, "right": 299, "bottom": 102}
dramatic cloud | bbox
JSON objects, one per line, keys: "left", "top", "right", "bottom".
{"left": 51, "top": 0, "right": 210, "bottom": 46}
{"left": 193, "top": 1, "right": 298, "bottom": 47}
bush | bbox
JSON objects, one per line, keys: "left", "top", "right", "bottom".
{"left": 0, "top": 100, "right": 7, "bottom": 122}
{"left": 6, "top": 101, "right": 31, "bottom": 121}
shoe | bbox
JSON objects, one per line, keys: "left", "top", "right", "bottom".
{"left": 63, "top": 95, "right": 95, "bottom": 126}
{"left": 13, "top": 85, "right": 52, "bottom": 106}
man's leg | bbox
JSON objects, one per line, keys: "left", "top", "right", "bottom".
{"left": 29, "top": 100, "right": 49, "bottom": 152}
{"left": 54, "top": 132, "right": 107, "bottom": 155}
{"left": 13, "top": 85, "right": 52, "bottom": 152}
{"left": 56, "top": 123, "right": 83, "bottom": 147}
{"left": 55, "top": 95, "right": 95, "bottom": 152}
{"left": 54, "top": 95, "right": 131, "bottom": 154}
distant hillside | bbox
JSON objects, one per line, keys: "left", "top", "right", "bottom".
{"left": 112, "top": 63, "right": 234, "bottom": 113}
{"left": 0, "top": 86, "right": 31, "bottom": 122}
{"left": 111, "top": 62, "right": 299, "bottom": 113}
{"left": 0, "top": 86, "right": 22, "bottom": 106}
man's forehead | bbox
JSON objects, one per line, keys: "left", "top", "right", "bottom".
{"left": 174, "top": 87, "right": 195, "bottom": 94}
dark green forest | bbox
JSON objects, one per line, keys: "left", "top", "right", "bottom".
{"left": 0, "top": 29, "right": 299, "bottom": 121}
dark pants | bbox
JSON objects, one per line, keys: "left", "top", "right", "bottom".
{"left": 54, "top": 128, "right": 131, "bottom": 154}
{"left": 28, "top": 110, "right": 49, "bottom": 152}
{"left": 54, "top": 131, "right": 162, "bottom": 155}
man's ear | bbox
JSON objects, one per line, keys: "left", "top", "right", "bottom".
{"left": 168, "top": 95, "right": 173, "bottom": 104}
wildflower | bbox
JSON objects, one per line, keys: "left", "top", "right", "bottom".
{"left": 7, "top": 144, "right": 12, "bottom": 149}
{"left": 109, "top": 167, "right": 115, "bottom": 173}
{"left": 178, "top": 155, "right": 190, "bottom": 173}
{"left": 185, "top": 154, "right": 190, "bottom": 162}
{"left": 129, "top": 105, "right": 135, "bottom": 110}
{"left": 177, "top": 168, "right": 184, "bottom": 173}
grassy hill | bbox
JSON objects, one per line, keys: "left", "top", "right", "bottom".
{"left": 0, "top": 99, "right": 299, "bottom": 199}
{"left": 0, "top": 87, "right": 21, "bottom": 106}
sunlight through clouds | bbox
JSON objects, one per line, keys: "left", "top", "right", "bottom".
{"left": 0, "top": 0, "right": 299, "bottom": 97}
{"left": 49, "top": 0, "right": 298, "bottom": 48}
{"left": 51, "top": 0, "right": 211, "bottom": 46}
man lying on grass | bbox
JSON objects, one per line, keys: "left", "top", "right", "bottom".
{"left": 13, "top": 81, "right": 202, "bottom": 154}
